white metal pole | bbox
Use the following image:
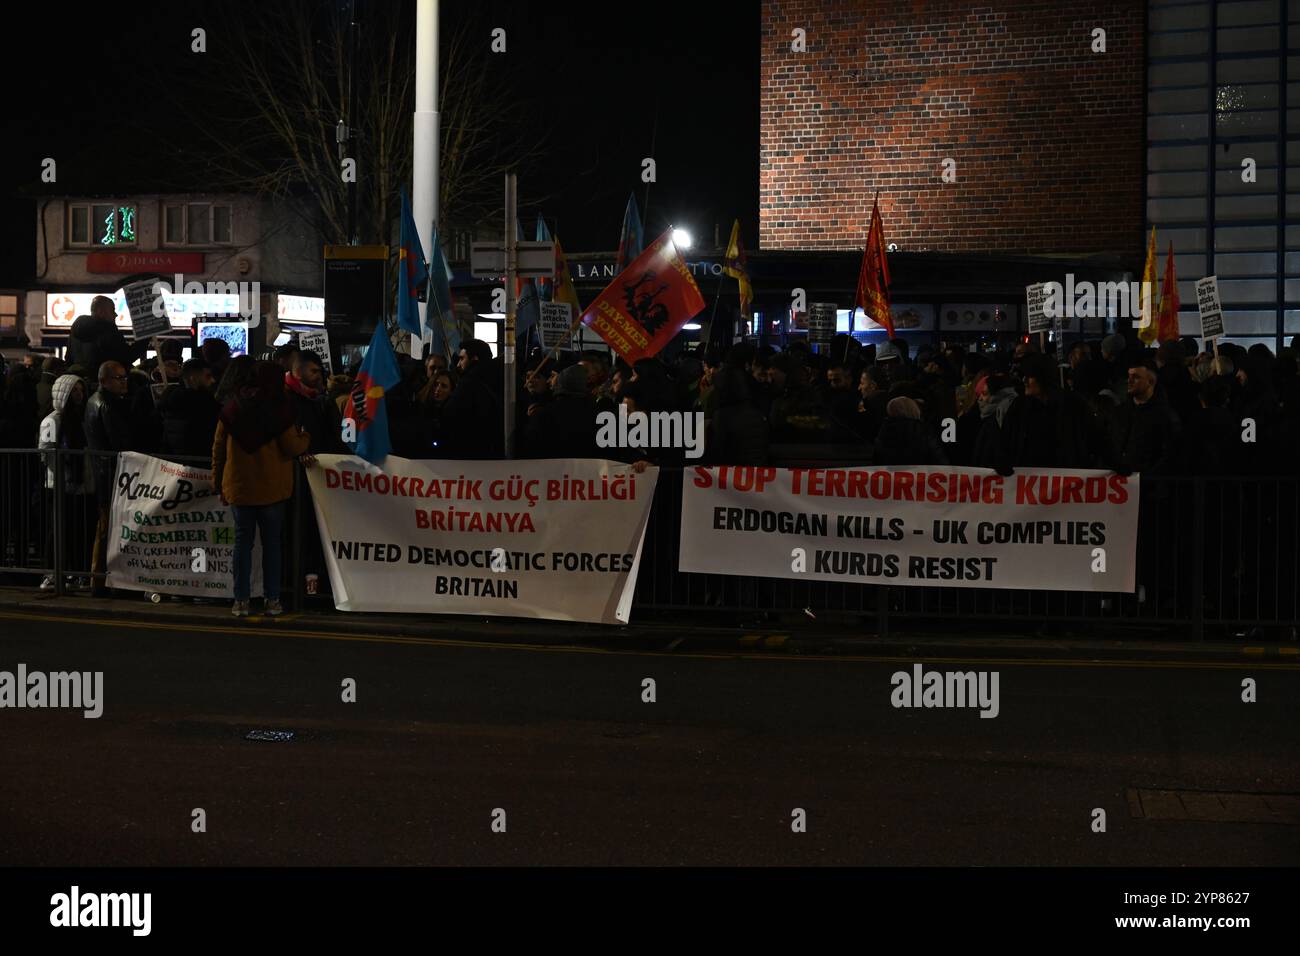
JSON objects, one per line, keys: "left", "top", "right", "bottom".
{"left": 412, "top": 0, "right": 439, "bottom": 358}
{"left": 504, "top": 173, "right": 517, "bottom": 458}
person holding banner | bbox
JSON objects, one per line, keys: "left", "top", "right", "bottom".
{"left": 211, "top": 361, "right": 310, "bottom": 618}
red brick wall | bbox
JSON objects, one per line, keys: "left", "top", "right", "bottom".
{"left": 760, "top": 0, "right": 1144, "bottom": 255}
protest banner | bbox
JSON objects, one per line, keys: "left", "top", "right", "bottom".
{"left": 122, "top": 278, "right": 171, "bottom": 341}
{"left": 305, "top": 455, "right": 658, "bottom": 623}
{"left": 1195, "top": 275, "right": 1223, "bottom": 342}
{"left": 539, "top": 301, "right": 573, "bottom": 351}
{"left": 679, "top": 465, "right": 1139, "bottom": 592}
{"left": 581, "top": 230, "right": 705, "bottom": 364}
{"left": 1025, "top": 282, "right": 1050, "bottom": 334}
{"left": 808, "top": 303, "right": 837, "bottom": 346}
{"left": 298, "top": 328, "right": 333, "bottom": 376}
{"left": 106, "top": 452, "right": 261, "bottom": 598}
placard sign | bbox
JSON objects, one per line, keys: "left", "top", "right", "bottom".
{"left": 1026, "top": 283, "right": 1050, "bottom": 334}
{"left": 1195, "top": 275, "right": 1223, "bottom": 340}
{"left": 808, "top": 303, "right": 837, "bottom": 345}
{"left": 298, "top": 329, "right": 333, "bottom": 376}
{"left": 122, "top": 279, "right": 171, "bottom": 341}
{"left": 539, "top": 301, "right": 574, "bottom": 350}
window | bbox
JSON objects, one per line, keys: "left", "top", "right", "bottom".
{"left": 67, "top": 202, "right": 136, "bottom": 247}
{"left": 0, "top": 294, "right": 17, "bottom": 334}
{"left": 164, "top": 202, "right": 234, "bottom": 246}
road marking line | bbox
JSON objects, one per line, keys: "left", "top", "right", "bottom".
{"left": 2, "top": 610, "right": 1298, "bottom": 671}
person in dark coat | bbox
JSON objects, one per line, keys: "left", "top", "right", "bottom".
{"left": 83, "top": 360, "right": 139, "bottom": 595}
{"left": 1106, "top": 358, "right": 1182, "bottom": 475}
{"left": 873, "top": 396, "right": 948, "bottom": 466}
{"left": 67, "top": 296, "right": 149, "bottom": 372}
{"left": 35, "top": 356, "right": 68, "bottom": 422}
{"left": 997, "top": 354, "right": 1104, "bottom": 470}
{"left": 704, "top": 365, "right": 768, "bottom": 465}
{"left": 285, "top": 350, "right": 343, "bottom": 455}
{"left": 440, "top": 338, "right": 504, "bottom": 459}
{"left": 159, "top": 359, "right": 220, "bottom": 459}
{"left": 525, "top": 364, "right": 598, "bottom": 459}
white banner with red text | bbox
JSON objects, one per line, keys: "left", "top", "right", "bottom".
{"left": 678, "top": 465, "right": 1140, "bottom": 592}
{"left": 305, "top": 455, "right": 658, "bottom": 623}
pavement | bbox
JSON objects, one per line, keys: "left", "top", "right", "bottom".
{"left": 0, "top": 589, "right": 1297, "bottom": 866}
{"left": 0, "top": 585, "right": 1296, "bottom": 664}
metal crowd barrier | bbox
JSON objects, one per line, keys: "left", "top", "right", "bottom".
{"left": 1, "top": 449, "right": 1297, "bottom": 640}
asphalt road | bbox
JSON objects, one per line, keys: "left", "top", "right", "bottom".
{"left": 0, "top": 611, "right": 1297, "bottom": 866}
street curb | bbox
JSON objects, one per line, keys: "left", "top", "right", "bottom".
{"left": 0, "top": 588, "right": 1295, "bottom": 664}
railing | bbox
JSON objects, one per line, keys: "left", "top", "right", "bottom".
{"left": 2, "top": 449, "right": 1297, "bottom": 640}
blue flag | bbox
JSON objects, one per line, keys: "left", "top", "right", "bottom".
{"left": 344, "top": 323, "right": 401, "bottom": 464}
{"left": 615, "top": 193, "right": 644, "bottom": 273}
{"left": 535, "top": 217, "right": 553, "bottom": 303}
{"left": 427, "top": 221, "right": 459, "bottom": 358}
{"left": 397, "top": 190, "right": 428, "bottom": 337}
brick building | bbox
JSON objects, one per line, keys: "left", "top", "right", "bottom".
{"left": 759, "top": 0, "right": 1145, "bottom": 255}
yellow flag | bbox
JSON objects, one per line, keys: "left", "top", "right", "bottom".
{"left": 723, "top": 219, "right": 753, "bottom": 316}
{"left": 553, "top": 237, "right": 583, "bottom": 319}
{"left": 1138, "top": 226, "right": 1158, "bottom": 345}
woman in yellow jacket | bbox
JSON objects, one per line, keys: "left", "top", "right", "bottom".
{"left": 212, "top": 359, "right": 311, "bottom": 617}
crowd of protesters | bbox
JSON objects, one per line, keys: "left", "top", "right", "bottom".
{"left": 1, "top": 293, "right": 1298, "bottom": 612}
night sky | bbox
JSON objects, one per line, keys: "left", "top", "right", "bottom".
{"left": 0, "top": 0, "right": 759, "bottom": 287}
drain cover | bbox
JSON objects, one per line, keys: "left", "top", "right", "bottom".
{"left": 1127, "top": 788, "right": 1300, "bottom": 824}
{"left": 245, "top": 729, "right": 295, "bottom": 742}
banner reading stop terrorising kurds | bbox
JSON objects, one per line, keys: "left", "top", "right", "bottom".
{"left": 107, "top": 452, "right": 262, "bottom": 598}
{"left": 679, "top": 465, "right": 1140, "bottom": 592}
{"left": 581, "top": 229, "right": 705, "bottom": 364}
{"left": 305, "top": 455, "right": 658, "bottom": 623}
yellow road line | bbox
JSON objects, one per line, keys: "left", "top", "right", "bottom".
{"left": 0, "top": 609, "right": 1297, "bottom": 670}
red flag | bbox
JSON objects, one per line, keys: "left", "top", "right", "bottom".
{"left": 1156, "top": 241, "right": 1180, "bottom": 344}
{"left": 581, "top": 230, "right": 705, "bottom": 364}
{"left": 855, "top": 198, "right": 894, "bottom": 338}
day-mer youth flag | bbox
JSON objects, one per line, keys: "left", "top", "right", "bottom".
{"left": 427, "top": 221, "right": 459, "bottom": 357}
{"left": 581, "top": 229, "right": 705, "bottom": 364}
{"left": 1138, "top": 226, "right": 1158, "bottom": 345}
{"left": 397, "top": 190, "right": 428, "bottom": 337}
{"left": 723, "top": 219, "right": 753, "bottom": 317}
{"left": 615, "top": 193, "right": 644, "bottom": 274}
{"left": 855, "top": 196, "right": 894, "bottom": 337}
{"left": 344, "top": 321, "right": 401, "bottom": 464}
{"left": 1156, "top": 240, "right": 1180, "bottom": 344}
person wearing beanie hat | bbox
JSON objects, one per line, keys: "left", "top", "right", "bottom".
{"left": 999, "top": 353, "right": 1104, "bottom": 470}
{"left": 886, "top": 395, "right": 921, "bottom": 419}
{"left": 522, "top": 360, "right": 599, "bottom": 459}
{"left": 873, "top": 393, "right": 947, "bottom": 465}
{"left": 35, "top": 355, "right": 68, "bottom": 422}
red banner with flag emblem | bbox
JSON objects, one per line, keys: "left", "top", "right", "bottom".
{"left": 580, "top": 230, "right": 705, "bottom": 363}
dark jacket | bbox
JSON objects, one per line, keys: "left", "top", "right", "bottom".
{"left": 159, "top": 385, "right": 221, "bottom": 459}
{"left": 873, "top": 417, "right": 948, "bottom": 466}
{"left": 287, "top": 376, "right": 343, "bottom": 455}
{"left": 439, "top": 359, "right": 504, "bottom": 459}
{"left": 705, "top": 402, "right": 769, "bottom": 465}
{"left": 525, "top": 394, "right": 599, "bottom": 459}
{"left": 997, "top": 388, "right": 1105, "bottom": 471}
{"left": 84, "top": 388, "right": 138, "bottom": 499}
{"left": 1107, "top": 390, "right": 1182, "bottom": 475}
{"left": 67, "top": 314, "right": 147, "bottom": 373}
